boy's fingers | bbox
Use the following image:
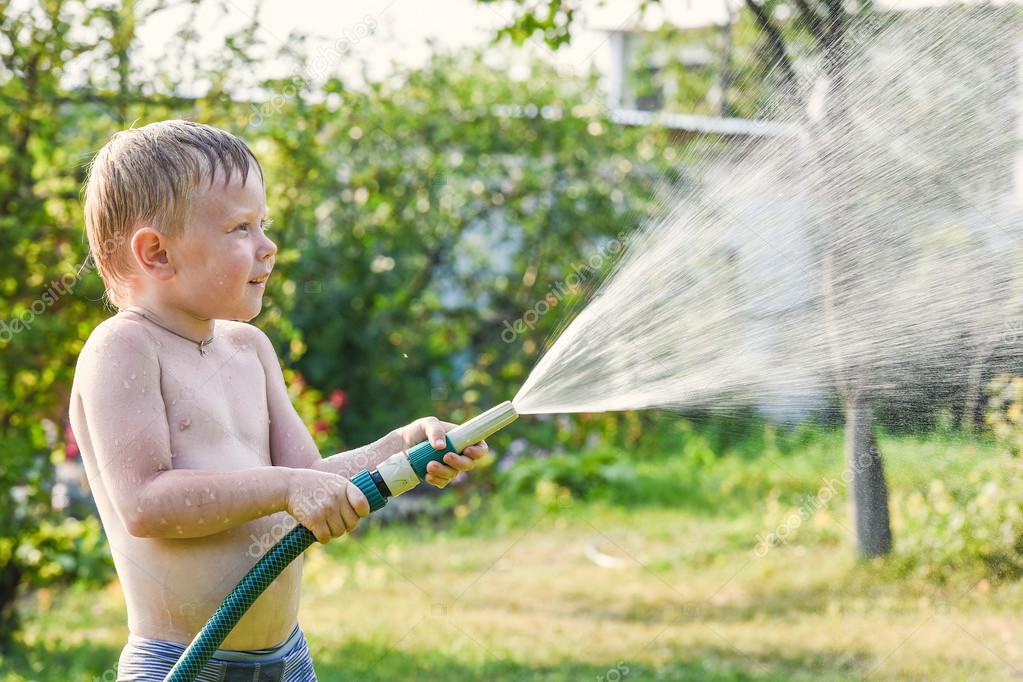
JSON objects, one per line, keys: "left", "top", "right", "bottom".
{"left": 461, "top": 441, "right": 487, "bottom": 459}
{"left": 325, "top": 513, "right": 345, "bottom": 539}
{"left": 311, "top": 521, "right": 331, "bottom": 544}
{"left": 427, "top": 460, "right": 456, "bottom": 477}
{"left": 428, "top": 464, "right": 461, "bottom": 488}
{"left": 338, "top": 504, "right": 360, "bottom": 533}
{"left": 421, "top": 417, "right": 448, "bottom": 449}
{"left": 346, "top": 483, "right": 370, "bottom": 517}
{"left": 443, "top": 452, "right": 475, "bottom": 472}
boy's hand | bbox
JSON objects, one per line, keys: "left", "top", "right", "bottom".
{"left": 393, "top": 417, "right": 489, "bottom": 489}
{"left": 285, "top": 469, "right": 370, "bottom": 544}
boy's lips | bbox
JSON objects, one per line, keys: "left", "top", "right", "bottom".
{"left": 248, "top": 273, "right": 270, "bottom": 288}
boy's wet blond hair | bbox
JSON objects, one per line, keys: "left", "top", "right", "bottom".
{"left": 83, "top": 119, "right": 263, "bottom": 309}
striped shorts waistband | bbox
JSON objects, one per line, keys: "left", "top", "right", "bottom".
{"left": 116, "top": 624, "right": 317, "bottom": 681}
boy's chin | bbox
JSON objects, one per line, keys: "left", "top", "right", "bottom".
{"left": 218, "top": 299, "right": 263, "bottom": 322}
{"left": 233, "top": 305, "right": 262, "bottom": 322}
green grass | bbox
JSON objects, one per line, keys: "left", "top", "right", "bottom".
{"left": 3, "top": 428, "right": 1022, "bottom": 681}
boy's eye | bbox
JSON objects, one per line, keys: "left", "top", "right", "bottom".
{"left": 233, "top": 219, "right": 273, "bottom": 234}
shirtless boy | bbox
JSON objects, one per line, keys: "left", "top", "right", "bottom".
{"left": 69, "top": 120, "right": 488, "bottom": 680}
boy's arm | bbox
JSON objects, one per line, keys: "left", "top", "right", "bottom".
{"left": 78, "top": 320, "right": 294, "bottom": 539}
{"left": 249, "top": 324, "right": 401, "bottom": 475}
{"left": 248, "top": 325, "right": 475, "bottom": 484}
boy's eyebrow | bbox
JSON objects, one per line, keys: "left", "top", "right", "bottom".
{"left": 224, "top": 206, "right": 270, "bottom": 225}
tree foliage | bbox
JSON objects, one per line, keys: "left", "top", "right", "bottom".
{"left": 0, "top": 0, "right": 675, "bottom": 639}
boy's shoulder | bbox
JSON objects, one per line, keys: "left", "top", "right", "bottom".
{"left": 77, "top": 313, "right": 156, "bottom": 368}
{"left": 217, "top": 318, "right": 266, "bottom": 343}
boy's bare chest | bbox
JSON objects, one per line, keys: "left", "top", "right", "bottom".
{"left": 158, "top": 343, "right": 271, "bottom": 471}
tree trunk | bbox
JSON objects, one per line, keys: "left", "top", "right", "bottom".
{"left": 844, "top": 394, "right": 892, "bottom": 558}
{"left": 745, "top": 1, "right": 896, "bottom": 558}
{"left": 961, "top": 336, "right": 995, "bottom": 431}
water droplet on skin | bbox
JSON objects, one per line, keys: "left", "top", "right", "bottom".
{"left": 179, "top": 418, "right": 191, "bottom": 431}
{"left": 131, "top": 373, "right": 137, "bottom": 380}
{"left": 122, "top": 380, "right": 130, "bottom": 389}
{"left": 136, "top": 505, "right": 143, "bottom": 513}
{"left": 184, "top": 498, "right": 192, "bottom": 506}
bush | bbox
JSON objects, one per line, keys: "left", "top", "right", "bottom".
{"left": 0, "top": 515, "right": 112, "bottom": 645}
{"left": 491, "top": 413, "right": 834, "bottom": 513}
{"left": 11, "top": 516, "right": 112, "bottom": 590}
{"left": 891, "top": 457, "right": 1023, "bottom": 582}
{"left": 985, "top": 374, "right": 1023, "bottom": 456}
{"left": 500, "top": 446, "right": 638, "bottom": 505}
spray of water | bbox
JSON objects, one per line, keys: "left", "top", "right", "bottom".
{"left": 514, "top": 6, "right": 1023, "bottom": 419}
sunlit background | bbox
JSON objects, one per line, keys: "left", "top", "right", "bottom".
{"left": 4, "top": 1, "right": 1023, "bottom": 680}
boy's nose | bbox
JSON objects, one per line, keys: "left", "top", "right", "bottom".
{"left": 258, "top": 233, "right": 278, "bottom": 260}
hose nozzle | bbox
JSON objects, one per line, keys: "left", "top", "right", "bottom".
{"left": 447, "top": 400, "right": 518, "bottom": 451}
{"left": 353, "top": 401, "right": 518, "bottom": 509}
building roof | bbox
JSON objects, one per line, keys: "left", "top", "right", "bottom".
{"left": 611, "top": 107, "right": 797, "bottom": 137}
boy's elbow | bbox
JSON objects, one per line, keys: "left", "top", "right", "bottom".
{"left": 122, "top": 491, "right": 160, "bottom": 538}
{"left": 123, "top": 508, "right": 153, "bottom": 538}
{"left": 121, "top": 476, "right": 169, "bottom": 538}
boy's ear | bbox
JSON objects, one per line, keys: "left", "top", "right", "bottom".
{"left": 130, "top": 227, "right": 175, "bottom": 281}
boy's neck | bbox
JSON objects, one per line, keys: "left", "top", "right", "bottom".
{"left": 122, "top": 297, "right": 216, "bottom": 344}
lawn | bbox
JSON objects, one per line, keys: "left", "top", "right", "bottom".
{"left": 3, "top": 427, "right": 1022, "bottom": 681}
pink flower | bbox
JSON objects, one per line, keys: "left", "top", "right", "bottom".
{"left": 313, "top": 419, "right": 330, "bottom": 434}
{"left": 329, "top": 389, "right": 348, "bottom": 410}
{"left": 65, "top": 423, "right": 80, "bottom": 459}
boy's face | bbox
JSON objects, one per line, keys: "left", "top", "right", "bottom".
{"left": 167, "top": 163, "right": 276, "bottom": 321}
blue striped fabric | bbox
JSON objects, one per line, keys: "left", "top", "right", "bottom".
{"left": 115, "top": 623, "right": 317, "bottom": 681}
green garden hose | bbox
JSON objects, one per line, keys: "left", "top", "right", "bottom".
{"left": 165, "top": 401, "right": 518, "bottom": 681}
